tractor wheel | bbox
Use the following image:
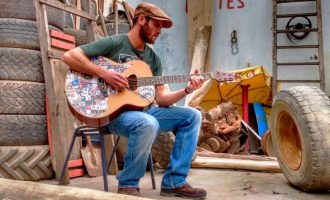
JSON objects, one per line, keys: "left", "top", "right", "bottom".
{"left": 271, "top": 86, "right": 330, "bottom": 192}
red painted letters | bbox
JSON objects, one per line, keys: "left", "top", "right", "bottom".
{"left": 238, "top": 0, "right": 245, "bottom": 8}
{"left": 227, "top": 0, "right": 234, "bottom": 9}
{"left": 219, "top": 0, "right": 245, "bottom": 10}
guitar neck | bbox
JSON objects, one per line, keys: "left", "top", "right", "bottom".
{"left": 137, "top": 72, "right": 213, "bottom": 86}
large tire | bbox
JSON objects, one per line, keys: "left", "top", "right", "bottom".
{"left": 0, "top": 146, "right": 53, "bottom": 181}
{"left": 0, "top": 115, "right": 47, "bottom": 146}
{"left": 0, "top": 81, "right": 45, "bottom": 115}
{"left": 0, "top": 18, "right": 59, "bottom": 50}
{"left": 152, "top": 132, "right": 175, "bottom": 169}
{"left": 0, "top": 48, "right": 44, "bottom": 82}
{"left": 270, "top": 86, "right": 330, "bottom": 192}
{"left": 0, "top": 0, "right": 65, "bottom": 30}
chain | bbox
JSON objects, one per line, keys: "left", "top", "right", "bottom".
{"left": 231, "top": 30, "right": 239, "bottom": 54}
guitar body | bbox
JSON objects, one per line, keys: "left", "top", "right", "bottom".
{"left": 65, "top": 57, "right": 155, "bottom": 127}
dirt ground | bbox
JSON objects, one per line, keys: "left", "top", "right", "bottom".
{"left": 39, "top": 167, "right": 330, "bottom": 200}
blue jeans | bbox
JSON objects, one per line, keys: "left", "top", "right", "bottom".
{"left": 106, "top": 105, "right": 201, "bottom": 189}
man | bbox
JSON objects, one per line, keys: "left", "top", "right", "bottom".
{"left": 63, "top": 2, "right": 207, "bottom": 199}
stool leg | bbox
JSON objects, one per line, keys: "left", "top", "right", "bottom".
{"left": 107, "top": 135, "right": 120, "bottom": 172}
{"left": 99, "top": 132, "right": 109, "bottom": 191}
{"left": 149, "top": 153, "right": 156, "bottom": 190}
{"left": 59, "top": 128, "right": 79, "bottom": 185}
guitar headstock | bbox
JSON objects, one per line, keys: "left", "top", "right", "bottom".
{"left": 212, "top": 71, "right": 236, "bottom": 82}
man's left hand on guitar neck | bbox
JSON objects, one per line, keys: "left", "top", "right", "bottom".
{"left": 184, "top": 70, "right": 204, "bottom": 94}
{"left": 155, "top": 70, "right": 204, "bottom": 107}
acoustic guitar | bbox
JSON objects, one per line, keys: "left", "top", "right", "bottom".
{"left": 65, "top": 56, "right": 234, "bottom": 127}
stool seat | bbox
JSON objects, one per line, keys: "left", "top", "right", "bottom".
{"left": 59, "top": 125, "right": 156, "bottom": 191}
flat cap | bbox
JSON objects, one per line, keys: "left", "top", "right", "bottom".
{"left": 134, "top": 2, "right": 173, "bottom": 28}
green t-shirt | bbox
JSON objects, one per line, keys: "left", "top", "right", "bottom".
{"left": 80, "top": 34, "right": 162, "bottom": 76}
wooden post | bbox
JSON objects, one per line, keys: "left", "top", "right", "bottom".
{"left": 75, "top": 0, "right": 81, "bottom": 29}
{"left": 184, "top": 26, "right": 211, "bottom": 106}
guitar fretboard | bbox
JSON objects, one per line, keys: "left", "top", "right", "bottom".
{"left": 137, "top": 72, "right": 213, "bottom": 86}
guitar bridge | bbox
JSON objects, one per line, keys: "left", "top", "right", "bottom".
{"left": 98, "top": 78, "right": 108, "bottom": 96}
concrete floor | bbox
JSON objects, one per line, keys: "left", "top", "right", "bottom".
{"left": 41, "top": 168, "right": 330, "bottom": 200}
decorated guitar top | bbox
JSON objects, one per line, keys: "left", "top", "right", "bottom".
{"left": 65, "top": 56, "right": 234, "bottom": 127}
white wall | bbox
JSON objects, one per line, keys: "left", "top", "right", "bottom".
{"left": 104, "top": 0, "right": 330, "bottom": 95}
{"left": 209, "top": 0, "right": 330, "bottom": 94}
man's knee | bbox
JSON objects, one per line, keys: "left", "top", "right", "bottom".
{"left": 139, "top": 115, "right": 159, "bottom": 137}
{"left": 186, "top": 107, "right": 202, "bottom": 124}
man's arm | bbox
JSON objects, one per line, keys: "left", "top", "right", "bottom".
{"left": 62, "top": 47, "right": 128, "bottom": 90}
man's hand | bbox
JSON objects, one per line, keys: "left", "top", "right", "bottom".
{"left": 102, "top": 70, "right": 128, "bottom": 91}
{"left": 185, "top": 70, "right": 204, "bottom": 94}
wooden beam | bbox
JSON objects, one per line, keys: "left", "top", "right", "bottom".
{"left": 197, "top": 150, "right": 277, "bottom": 162}
{"left": 51, "top": 38, "right": 75, "bottom": 51}
{"left": 185, "top": 26, "right": 211, "bottom": 106}
{"left": 75, "top": 0, "right": 81, "bottom": 29}
{"left": 0, "top": 178, "right": 152, "bottom": 200}
{"left": 50, "top": 30, "right": 75, "bottom": 43}
{"left": 191, "top": 156, "right": 281, "bottom": 173}
{"left": 40, "top": 0, "right": 96, "bottom": 20}
{"left": 48, "top": 50, "right": 63, "bottom": 59}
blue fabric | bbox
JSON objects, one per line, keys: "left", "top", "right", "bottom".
{"left": 106, "top": 106, "right": 201, "bottom": 189}
{"left": 253, "top": 102, "right": 268, "bottom": 137}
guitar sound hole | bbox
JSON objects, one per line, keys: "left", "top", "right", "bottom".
{"left": 127, "top": 74, "right": 138, "bottom": 91}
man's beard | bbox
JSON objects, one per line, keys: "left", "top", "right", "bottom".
{"left": 139, "top": 21, "right": 155, "bottom": 44}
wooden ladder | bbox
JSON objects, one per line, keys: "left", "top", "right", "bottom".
{"left": 272, "top": 0, "right": 325, "bottom": 97}
{"left": 34, "top": 0, "right": 117, "bottom": 183}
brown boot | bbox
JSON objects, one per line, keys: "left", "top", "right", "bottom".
{"left": 117, "top": 187, "right": 141, "bottom": 197}
{"left": 160, "top": 183, "right": 207, "bottom": 199}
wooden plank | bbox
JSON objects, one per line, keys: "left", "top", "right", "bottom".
{"left": 52, "top": 59, "right": 82, "bottom": 181}
{"left": 75, "top": 0, "right": 81, "bottom": 29}
{"left": 48, "top": 50, "right": 63, "bottom": 59}
{"left": 40, "top": 0, "right": 96, "bottom": 20}
{"left": 45, "top": 95, "right": 55, "bottom": 170}
{"left": 277, "top": 0, "right": 315, "bottom": 3}
{"left": 68, "top": 168, "right": 85, "bottom": 178}
{"left": 272, "top": 0, "right": 278, "bottom": 98}
{"left": 189, "top": 26, "right": 211, "bottom": 74}
{"left": 51, "top": 38, "right": 75, "bottom": 50}
{"left": 316, "top": 0, "right": 325, "bottom": 91}
{"left": 35, "top": 0, "right": 69, "bottom": 182}
{"left": 277, "top": 45, "right": 319, "bottom": 49}
{"left": 50, "top": 30, "right": 75, "bottom": 43}
{"left": 277, "top": 12, "right": 317, "bottom": 18}
{"left": 185, "top": 26, "right": 211, "bottom": 106}
{"left": 197, "top": 149, "right": 277, "bottom": 162}
{"left": 0, "top": 178, "right": 151, "bottom": 200}
{"left": 114, "top": 2, "right": 118, "bottom": 35}
{"left": 276, "top": 28, "right": 318, "bottom": 33}
{"left": 122, "top": 1, "right": 134, "bottom": 27}
{"left": 68, "top": 159, "right": 84, "bottom": 168}
{"left": 191, "top": 156, "right": 281, "bottom": 173}
{"left": 99, "top": 9, "right": 108, "bottom": 36}
{"left": 85, "top": 0, "right": 97, "bottom": 43}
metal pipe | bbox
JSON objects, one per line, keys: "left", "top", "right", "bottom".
{"left": 242, "top": 120, "right": 261, "bottom": 141}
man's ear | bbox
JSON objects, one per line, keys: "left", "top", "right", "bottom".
{"left": 137, "top": 14, "right": 146, "bottom": 25}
